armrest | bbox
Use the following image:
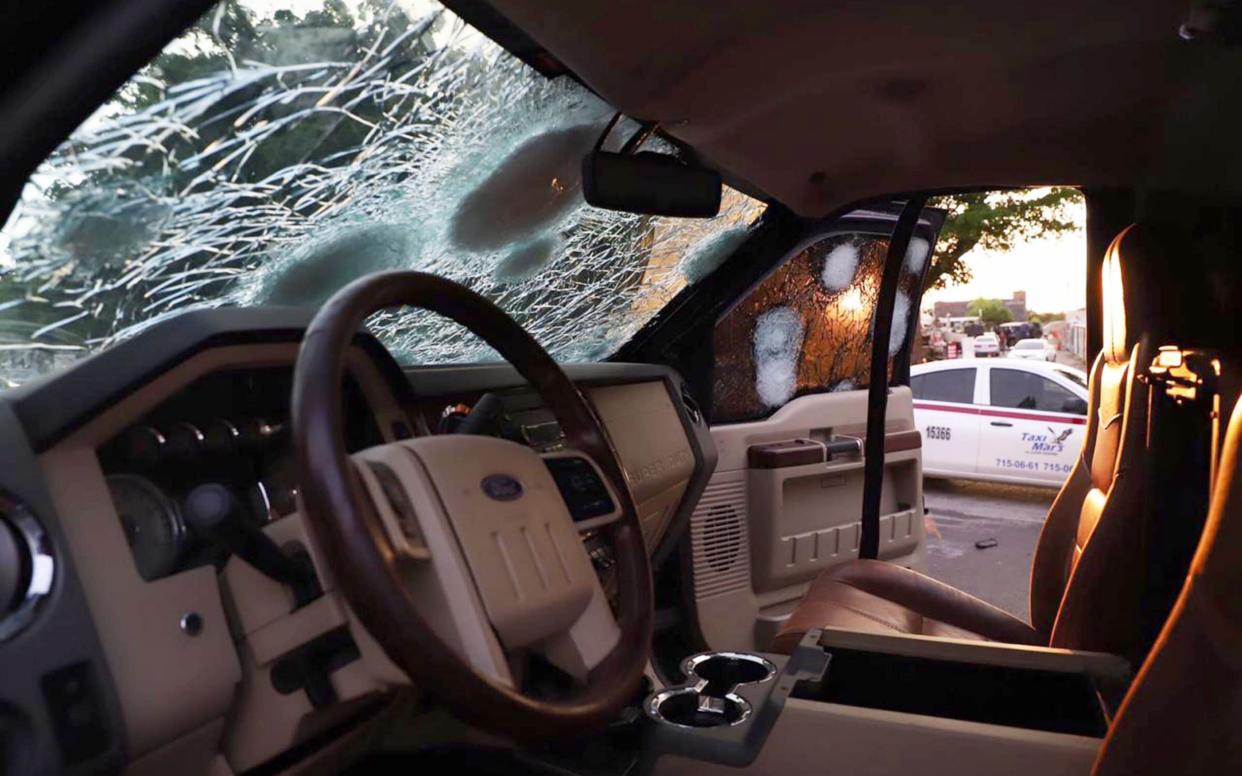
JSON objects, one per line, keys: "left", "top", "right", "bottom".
{"left": 814, "top": 625, "right": 1131, "bottom": 684}
{"left": 826, "top": 559, "right": 1044, "bottom": 645}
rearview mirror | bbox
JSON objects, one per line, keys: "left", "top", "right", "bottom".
{"left": 1062, "top": 397, "right": 1088, "bottom": 415}
{"left": 582, "top": 150, "right": 722, "bottom": 217}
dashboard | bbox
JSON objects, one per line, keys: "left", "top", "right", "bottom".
{"left": 0, "top": 308, "right": 714, "bottom": 776}
{"left": 98, "top": 367, "right": 384, "bottom": 583}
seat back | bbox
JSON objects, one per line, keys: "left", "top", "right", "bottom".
{"left": 1093, "top": 395, "right": 1242, "bottom": 775}
{"left": 1028, "top": 226, "right": 1152, "bottom": 658}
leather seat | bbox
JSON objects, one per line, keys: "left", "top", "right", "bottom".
{"left": 1092, "top": 394, "right": 1242, "bottom": 775}
{"left": 773, "top": 226, "right": 1153, "bottom": 659}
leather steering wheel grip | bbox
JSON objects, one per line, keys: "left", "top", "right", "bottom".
{"left": 291, "top": 270, "right": 653, "bottom": 738}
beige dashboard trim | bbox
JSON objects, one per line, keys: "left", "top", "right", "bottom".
{"left": 44, "top": 343, "right": 404, "bottom": 449}
{"left": 586, "top": 381, "right": 694, "bottom": 550}
{"left": 38, "top": 343, "right": 406, "bottom": 759}
{"left": 41, "top": 445, "right": 242, "bottom": 758}
{"left": 123, "top": 718, "right": 231, "bottom": 776}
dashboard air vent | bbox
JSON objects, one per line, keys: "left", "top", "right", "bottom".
{"left": 0, "top": 491, "right": 54, "bottom": 641}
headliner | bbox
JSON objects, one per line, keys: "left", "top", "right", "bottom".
{"left": 482, "top": 0, "right": 1193, "bottom": 216}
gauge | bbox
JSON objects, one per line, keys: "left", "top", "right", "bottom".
{"left": 239, "top": 418, "right": 284, "bottom": 448}
{"left": 204, "top": 419, "right": 240, "bottom": 455}
{"left": 119, "top": 425, "right": 166, "bottom": 469}
{"left": 164, "top": 422, "right": 205, "bottom": 459}
{"left": 247, "top": 480, "right": 275, "bottom": 525}
{"left": 106, "top": 475, "right": 186, "bottom": 581}
{"left": 249, "top": 455, "right": 299, "bottom": 522}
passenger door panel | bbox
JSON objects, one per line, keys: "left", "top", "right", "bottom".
{"left": 690, "top": 388, "right": 924, "bottom": 651}
{"left": 657, "top": 205, "right": 944, "bottom": 653}
{"left": 743, "top": 395, "right": 924, "bottom": 594}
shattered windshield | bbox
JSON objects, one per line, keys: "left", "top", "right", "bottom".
{"left": 0, "top": 0, "right": 764, "bottom": 386}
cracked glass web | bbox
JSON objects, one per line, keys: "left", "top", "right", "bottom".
{"left": 712, "top": 230, "right": 923, "bottom": 423}
{"left": 0, "top": 0, "right": 765, "bottom": 386}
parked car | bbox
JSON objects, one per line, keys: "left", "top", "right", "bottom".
{"left": 998, "top": 320, "right": 1043, "bottom": 347}
{"left": 910, "top": 360, "right": 1089, "bottom": 486}
{"left": 972, "top": 332, "right": 1001, "bottom": 357}
{"left": 1008, "top": 337, "right": 1056, "bottom": 361}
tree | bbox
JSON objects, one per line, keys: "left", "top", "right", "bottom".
{"left": 968, "top": 297, "right": 1014, "bottom": 326}
{"left": 925, "top": 188, "right": 1082, "bottom": 291}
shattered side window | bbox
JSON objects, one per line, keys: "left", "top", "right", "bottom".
{"left": 0, "top": 0, "right": 765, "bottom": 386}
{"left": 711, "top": 228, "right": 929, "bottom": 423}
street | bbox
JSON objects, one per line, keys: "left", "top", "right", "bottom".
{"left": 953, "top": 335, "right": 1088, "bottom": 372}
{"left": 915, "top": 343, "right": 1081, "bottom": 621}
{"left": 922, "top": 477, "right": 1058, "bottom": 620}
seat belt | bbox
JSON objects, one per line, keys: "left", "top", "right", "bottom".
{"left": 860, "top": 196, "right": 927, "bottom": 560}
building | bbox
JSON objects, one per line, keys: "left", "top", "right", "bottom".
{"left": 933, "top": 290, "right": 1027, "bottom": 321}
{"left": 1003, "top": 291, "right": 1028, "bottom": 322}
{"left": 931, "top": 299, "right": 970, "bottom": 319}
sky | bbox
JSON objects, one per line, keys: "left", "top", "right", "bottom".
{"left": 922, "top": 210, "right": 1087, "bottom": 316}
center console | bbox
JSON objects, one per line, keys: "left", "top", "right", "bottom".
{"left": 643, "top": 649, "right": 827, "bottom": 767}
{"left": 642, "top": 628, "right": 1129, "bottom": 776}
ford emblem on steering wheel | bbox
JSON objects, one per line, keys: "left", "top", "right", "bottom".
{"left": 481, "top": 474, "right": 523, "bottom": 501}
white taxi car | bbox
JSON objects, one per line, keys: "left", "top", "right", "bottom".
{"left": 910, "top": 359, "right": 1089, "bottom": 486}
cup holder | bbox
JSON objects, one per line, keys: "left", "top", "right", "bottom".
{"left": 646, "top": 652, "right": 777, "bottom": 729}
{"left": 648, "top": 687, "right": 751, "bottom": 728}
{"left": 686, "top": 652, "right": 776, "bottom": 693}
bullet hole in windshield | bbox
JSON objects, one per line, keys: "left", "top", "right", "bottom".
{"left": 264, "top": 224, "right": 415, "bottom": 306}
{"left": 448, "top": 124, "right": 599, "bottom": 252}
{"left": 494, "top": 236, "right": 561, "bottom": 283}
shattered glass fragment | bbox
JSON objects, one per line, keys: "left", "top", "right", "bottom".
{"left": 713, "top": 231, "right": 890, "bottom": 422}
{"left": 820, "top": 241, "right": 860, "bottom": 292}
{"left": 753, "top": 307, "right": 804, "bottom": 408}
{"left": 264, "top": 224, "right": 416, "bottom": 306}
{"left": 904, "top": 236, "right": 930, "bottom": 274}
{"left": 889, "top": 291, "right": 912, "bottom": 356}
{"left": 0, "top": 0, "right": 766, "bottom": 384}
{"left": 448, "top": 124, "right": 599, "bottom": 252}
{"left": 678, "top": 226, "right": 748, "bottom": 282}
{"left": 494, "top": 236, "right": 560, "bottom": 283}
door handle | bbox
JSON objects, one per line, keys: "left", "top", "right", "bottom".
{"left": 990, "top": 421, "right": 1013, "bottom": 427}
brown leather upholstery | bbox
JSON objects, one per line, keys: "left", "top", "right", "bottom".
{"left": 769, "top": 560, "right": 1042, "bottom": 654}
{"left": 1093, "top": 395, "right": 1242, "bottom": 775}
{"left": 1047, "top": 346, "right": 1150, "bottom": 657}
{"left": 773, "top": 227, "right": 1153, "bottom": 659}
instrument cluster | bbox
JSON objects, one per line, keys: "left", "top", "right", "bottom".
{"left": 97, "top": 366, "right": 383, "bottom": 581}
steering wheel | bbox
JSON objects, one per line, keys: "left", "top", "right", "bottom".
{"left": 291, "top": 271, "right": 653, "bottom": 738}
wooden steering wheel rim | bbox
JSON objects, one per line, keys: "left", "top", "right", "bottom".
{"left": 292, "top": 271, "right": 653, "bottom": 738}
